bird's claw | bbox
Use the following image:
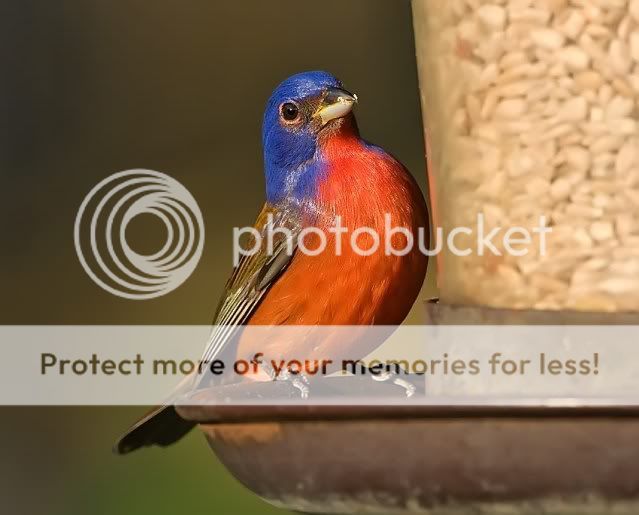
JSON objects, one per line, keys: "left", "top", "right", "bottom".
{"left": 372, "top": 370, "right": 417, "bottom": 398}
{"left": 261, "top": 363, "right": 310, "bottom": 399}
{"left": 276, "top": 369, "right": 310, "bottom": 399}
{"left": 290, "top": 374, "right": 310, "bottom": 399}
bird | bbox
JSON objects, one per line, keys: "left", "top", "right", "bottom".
{"left": 115, "top": 71, "right": 429, "bottom": 454}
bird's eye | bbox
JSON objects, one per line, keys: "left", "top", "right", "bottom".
{"left": 281, "top": 102, "right": 300, "bottom": 122}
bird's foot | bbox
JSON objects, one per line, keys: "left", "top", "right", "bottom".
{"left": 371, "top": 369, "right": 418, "bottom": 398}
{"left": 261, "top": 362, "right": 311, "bottom": 399}
{"left": 277, "top": 368, "right": 311, "bottom": 399}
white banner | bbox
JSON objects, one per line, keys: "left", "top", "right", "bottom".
{"left": 0, "top": 325, "right": 634, "bottom": 405}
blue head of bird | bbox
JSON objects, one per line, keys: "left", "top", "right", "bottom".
{"left": 262, "top": 71, "right": 359, "bottom": 204}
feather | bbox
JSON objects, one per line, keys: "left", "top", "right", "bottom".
{"left": 198, "top": 203, "right": 301, "bottom": 377}
{"left": 114, "top": 204, "right": 302, "bottom": 454}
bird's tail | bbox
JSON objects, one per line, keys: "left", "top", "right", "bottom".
{"left": 113, "top": 405, "right": 195, "bottom": 455}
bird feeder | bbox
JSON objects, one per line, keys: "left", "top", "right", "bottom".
{"left": 177, "top": 302, "right": 639, "bottom": 513}
{"left": 178, "top": 2, "right": 639, "bottom": 512}
{"left": 413, "top": 0, "right": 639, "bottom": 311}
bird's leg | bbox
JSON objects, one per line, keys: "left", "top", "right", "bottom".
{"left": 260, "top": 361, "right": 311, "bottom": 399}
{"left": 370, "top": 364, "right": 421, "bottom": 398}
{"left": 278, "top": 368, "right": 311, "bottom": 399}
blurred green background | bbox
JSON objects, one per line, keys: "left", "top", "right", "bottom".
{"left": 1, "top": 1, "right": 430, "bottom": 513}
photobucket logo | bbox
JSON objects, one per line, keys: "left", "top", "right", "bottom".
{"left": 233, "top": 213, "right": 551, "bottom": 264}
{"left": 74, "top": 169, "right": 204, "bottom": 300}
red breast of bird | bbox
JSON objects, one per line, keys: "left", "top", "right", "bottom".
{"left": 239, "top": 116, "right": 429, "bottom": 370}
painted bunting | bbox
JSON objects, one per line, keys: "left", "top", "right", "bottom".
{"left": 116, "top": 71, "right": 428, "bottom": 453}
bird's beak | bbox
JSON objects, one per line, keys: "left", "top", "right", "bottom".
{"left": 315, "top": 87, "right": 358, "bottom": 126}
